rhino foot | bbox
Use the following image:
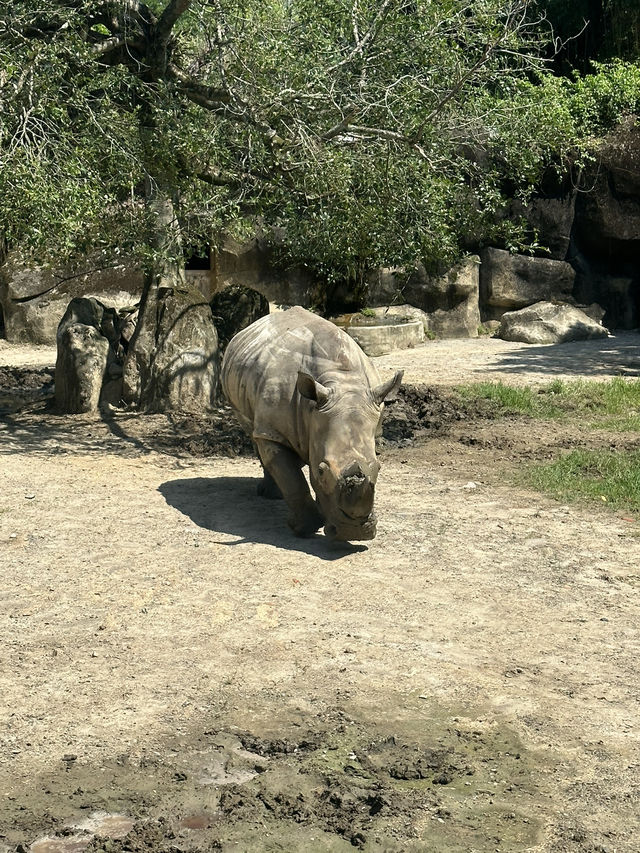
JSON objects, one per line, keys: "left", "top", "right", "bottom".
{"left": 288, "top": 504, "right": 324, "bottom": 537}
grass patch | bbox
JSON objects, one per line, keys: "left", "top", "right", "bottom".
{"left": 527, "top": 450, "right": 640, "bottom": 512}
{"left": 456, "top": 381, "right": 563, "bottom": 418}
{"left": 458, "top": 377, "right": 640, "bottom": 428}
{"left": 457, "top": 378, "right": 640, "bottom": 511}
{"left": 546, "top": 377, "right": 640, "bottom": 431}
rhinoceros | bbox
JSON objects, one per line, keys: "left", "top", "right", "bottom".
{"left": 221, "top": 306, "right": 403, "bottom": 541}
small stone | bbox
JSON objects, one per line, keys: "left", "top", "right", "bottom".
{"left": 25, "top": 494, "right": 36, "bottom": 500}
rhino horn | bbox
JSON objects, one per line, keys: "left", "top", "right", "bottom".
{"left": 372, "top": 370, "right": 403, "bottom": 404}
{"left": 341, "top": 460, "right": 365, "bottom": 482}
{"left": 338, "top": 461, "right": 374, "bottom": 517}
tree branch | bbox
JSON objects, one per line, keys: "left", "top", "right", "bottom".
{"left": 167, "top": 62, "right": 231, "bottom": 105}
{"left": 156, "top": 0, "right": 191, "bottom": 47}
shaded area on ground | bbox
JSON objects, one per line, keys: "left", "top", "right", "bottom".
{"left": 483, "top": 334, "right": 640, "bottom": 380}
{"left": 158, "top": 476, "right": 367, "bottom": 559}
{"left": 0, "top": 383, "right": 487, "bottom": 457}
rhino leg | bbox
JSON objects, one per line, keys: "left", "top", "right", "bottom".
{"left": 256, "top": 439, "right": 324, "bottom": 536}
{"left": 257, "top": 468, "right": 283, "bottom": 500}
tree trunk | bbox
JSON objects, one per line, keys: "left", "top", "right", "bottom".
{"left": 122, "top": 179, "right": 219, "bottom": 412}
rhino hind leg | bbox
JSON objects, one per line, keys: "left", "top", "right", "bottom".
{"left": 256, "top": 439, "right": 324, "bottom": 537}
{"left": 257, "top": 468, "right": 283, "bottom": 500}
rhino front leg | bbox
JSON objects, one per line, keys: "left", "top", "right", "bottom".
{"left": 256, "top": 439, "right": 324, "bottom": 536}
{"left": 257, "top": 467, "right": 283, "bottom": 500}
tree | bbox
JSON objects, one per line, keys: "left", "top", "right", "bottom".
{"left": 0, "top": 0, "right": 584, "bottom": 406}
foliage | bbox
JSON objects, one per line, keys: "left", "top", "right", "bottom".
{"left": 569, "top": 59, "right": 640, "bottom": 132}
{"left": 460, "top": 377, "right": 640, "bottom": 511}
{"left": 457, "top": 380, "right": 564, "bottom": 417}
{"left": 541, "top": 376, "right": 640, "bottom": 430}
{"left": 0, "top": 0, "right": 601, "bottom": 288}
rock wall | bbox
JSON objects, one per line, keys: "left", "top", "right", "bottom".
{"left": 367, "top": 257, "right": 482, "bottom": 338}
{"left": 570, "top": 124, "right": 640, "bottom": 329}
{"left": 515, "top": 123, "right": 640, "bottom": 330}
{"left": 0, "top": 257, "right": 142, "bottom": 344}
{"left": 212, "top": 234, "right": 324, "bottom": 309}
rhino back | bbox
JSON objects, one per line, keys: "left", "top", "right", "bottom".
{"left": 221, "top": 307, "right": 381, "bottom": 458}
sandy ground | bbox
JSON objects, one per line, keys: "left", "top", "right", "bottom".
{"left": 1, "top": 333, "right": 640, "bottom": 852}
{"left": 4, "top": 329, "right": 640, "bottom": 383}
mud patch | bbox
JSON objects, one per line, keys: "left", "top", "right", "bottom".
{"left": 149, "top": 386, "right": 477, "bottom": 458}
{"left": 5, "top": 701, "right": 548, "bottom": 853}
{"left": 153, "top": 407, "right": 255, "bottom": 458}
{"left": 0, "top": 365, "right": 54, "bottom": 415}
{"left": 0, "top": 368, "right": 482, "bottom": 457}
{"left": 380, "top": 385, "right": 486, "bottom": 445}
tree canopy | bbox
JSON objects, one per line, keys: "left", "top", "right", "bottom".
{"left": 1, "top": 0, "right": 639, "bottom": 289}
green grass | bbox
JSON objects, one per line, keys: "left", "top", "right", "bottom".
{"left": 526, "top": 450, "right": 640, "bottom": 513}
{"left": 458, "top": 377, "right": 640, "bottom": 429}
{"left": 457, "top": 381, "right": 563, "bottom": 418}
{"left": 457, "top": 378, "right": 640, "bottom": 513}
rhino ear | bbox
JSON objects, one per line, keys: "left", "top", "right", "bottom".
{"left": 297, "top": 371, "right": 331, "bottom": 407}
{"left": 372, "top": 370, "right": 403, "bottom": 404}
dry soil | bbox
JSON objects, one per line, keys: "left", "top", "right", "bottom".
{"left": 1, "top": 334, "right": 640, "bottom": 853}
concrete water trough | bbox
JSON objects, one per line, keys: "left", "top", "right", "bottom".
{"left": 331, "top": 312, "right": 425, "bottom": 356}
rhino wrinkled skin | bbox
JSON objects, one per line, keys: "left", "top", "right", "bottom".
{"left": 221, "top": 307, "right": 403, "bottom": 541}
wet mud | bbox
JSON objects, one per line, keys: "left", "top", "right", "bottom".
{"left": 4, "top": 700, "right": 549, "bottom": 853}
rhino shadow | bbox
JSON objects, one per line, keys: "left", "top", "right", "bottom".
{"left": 158, "top": 476, "right": 368, "bottom": 560}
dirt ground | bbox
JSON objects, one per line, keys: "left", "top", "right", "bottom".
{"left": 1, "top": 333, "right": 640, "bottom": 853}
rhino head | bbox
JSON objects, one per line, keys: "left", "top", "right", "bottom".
{"left": 296, "top": 368, "right": 403, "bottom": 541}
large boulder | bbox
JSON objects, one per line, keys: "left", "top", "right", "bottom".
{"left": 123, "top": 279, "right": 219, "bottom": 412}
{"left": 210, "top": 284, "right": 269, "bottom": 350}
{"left": 367, "top": 256, "right": 481, "bottom": 338}
{"left": 498, "top": 301, "right": 608, "bottom": 345}
{"left": 480, "top": 249, "right": 575, "bottom": 321}
{"left": 55, "top": 299, "right": 114, "bottom": 413}
{"left": 0, "top": 256, "right": 143, "bottom": 344}
{"left": 409, "top": 256, "right": 481, "bottom": 338}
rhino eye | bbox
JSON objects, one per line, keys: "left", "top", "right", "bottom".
{"left": 319, "top": 461, "right": 330, "bottom": 476}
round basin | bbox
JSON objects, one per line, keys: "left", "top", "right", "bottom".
{"left": 332, "top": 314, "right": 424, "bottom": 357}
